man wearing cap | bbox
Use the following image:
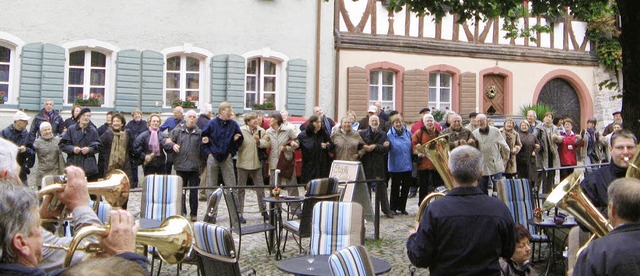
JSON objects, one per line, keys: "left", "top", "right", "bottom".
{"left": 59, "top": 108, "right": 102, "bottom": 181}
{"left": 29, "top": 99, "right": 64, "bottom": 141}
{"left": 358, "top": 105, "right": 379, "bottom": 131}
{"left": 603, "top": 111, "right": 623, "bottom": 136}
{"left": 0, "top": 111, "right": 35, "bottom": 185}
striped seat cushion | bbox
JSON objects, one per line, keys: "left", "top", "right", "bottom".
{"left": 329, "top": 245, "right": 375, "bottom": 276}
{"left": 193, "top": 222, "right": 235, "bottom": 258}
{"left": 309, "top": 201, "right": 363, "bottom": 255}
{"left": 497, "top": 178, "right": 545, "bottom": 240}
{"left": 142, "top": 175, "right": 182, "bottom": 220}
{"left": 305, "top": 177, "right": 339, "bottom": 196}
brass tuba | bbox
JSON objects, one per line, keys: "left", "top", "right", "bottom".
{"left": 625, "top": 149, "right": 640, "bottom": 178}
{"left": 62, "top": 215, "right": 194, "bottom": 267}
{"left": 415, "top": 133, "right": 454, "bottom": 222}
{"left": 39, "top": 169, "right": 130, "bottom": 209}
{"left": 543, "top": 172, "right": 612, "bottom": 237}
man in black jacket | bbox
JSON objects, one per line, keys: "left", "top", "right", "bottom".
{"left": 0, "top": 111, "right": 35, "bottom": 185}
{"left": 574, "top": 177, "right": 640, "bottom": 275}
{"left": 59, "top": 108, "right": 101, "bottom": 181}
{"left": 29, "top": 99, "right": 65, "bottom": 141}
{"left": 359, "top": 115, "right": 393, "bottom": 218}
{"left": 407, "top": 145, "right": 515, "bottom": 275}
{"left": 580, "top": 129, "right": 637, "bottom": 215}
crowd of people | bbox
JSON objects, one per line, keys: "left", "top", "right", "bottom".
{"left": 1, "top": 98, "right": 639, "bottom": 275}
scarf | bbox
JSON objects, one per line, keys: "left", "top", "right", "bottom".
{"left": 149, "top": 127, "right": 161, "bottom": 156}
{"left": 108, "top": 130, "right": 128, "bottom": 174}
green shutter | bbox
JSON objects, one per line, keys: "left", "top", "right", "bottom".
{"left": 140, "top": 50, "right": 164, "bottom": 113}
{"left": 286, "top": 59, "right": 307, "bottom": 116}
{"left": 115, "top": 50, "right": 142, "bottom": 113}
{"left": 226, "top": 54, "right": 245, "bottom": 112}
{"left": 40, "top": 44, "right": 65, "bottom": 107}
{"left": 210, "top": 54, "right": 229, "bottom": 108}
{"left": 19, "top": 43, "right": 44, "bottom": 110}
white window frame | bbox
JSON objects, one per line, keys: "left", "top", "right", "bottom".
{"left": 62, "top": 40, "right": 119, "bottom": 107}
{"left": 368, "top": 70, "right": 396, "bottom": 112}
{"left": 244, "top": 57, "right": 281, "bottom": 110}
{"left": 242, "top": 48, "right": 288, "bottom": 111}
{"left": 66, "top": 50, "right": 110, "bottom": 105}
{"left": 161, "top": 44, "right": 212, "bottom": 109}
{"left": 164, "top": 54, "right": 205, "bottom": 108}
{"left": 0, "top": 32, "right": 24, "bottom": 104}
{"left": 428, "top": 72, "right": 452, "bottom": 110}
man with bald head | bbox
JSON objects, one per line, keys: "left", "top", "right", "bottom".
{"left": 574, "top": 177, "right": 640, "bottom": 275}
{"left": 442, "top": 114, "right": 476, "bottom": 149}
{"left": 160, "top": 105, "right": 184, "bottom": 173}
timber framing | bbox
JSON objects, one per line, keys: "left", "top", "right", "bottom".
{"left": 337, "top": 32, "right": 598, "bottom": 66}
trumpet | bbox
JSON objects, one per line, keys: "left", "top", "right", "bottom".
{"left": 39, "top": 170, "right": 130, "bottom": 209}
{"left": 56, "top": 215, "right": 193, "bottom": 267}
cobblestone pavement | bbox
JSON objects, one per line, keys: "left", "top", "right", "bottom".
{"left": 124, "top": 186, "right": 548, "bottom": 276}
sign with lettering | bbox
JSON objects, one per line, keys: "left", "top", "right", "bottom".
{"left": 330, "top": 160, "right": 373, "bottom": 221}
{"left": 329, "top": 160, "right": 360, "bottom": 182}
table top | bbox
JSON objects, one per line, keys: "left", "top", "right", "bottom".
{"left": 277, "top": 254, "right": 391, "bottom": 275}
{"left": 264, "top": 196, "right": 305, "bottom": 203}
{"left": 527, "top": 218, "right": 577, "bottom": 228}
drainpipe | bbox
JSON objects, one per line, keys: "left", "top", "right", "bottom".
{"left": 333, "top": 0, "right": 341, "bottom": 120}
{"left": 315, "top": 0, "right": 321, "bottom": 108}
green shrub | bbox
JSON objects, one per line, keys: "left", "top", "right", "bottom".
{"left": 519, "top": 103, "right": 554, "bottom": 121}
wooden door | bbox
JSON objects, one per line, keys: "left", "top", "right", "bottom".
{"left": 538, "top": 78, "right": 581, "bottom": 129}
{"left": 482, "top": 74, "right": 505, "bottom": 115}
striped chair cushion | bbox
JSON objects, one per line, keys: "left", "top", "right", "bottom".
{"left": 89, "top": 200, "right": 112, "bottom": 224}
{"left": 142, "top": 175, "right": 182, "bottom": 220}
{"left": 497, "top": 178, "right": 545, "bottom": 240}
{"left": 193, "top": 222, "right": 235, "bottom": 258}
{"left": 309, "top": 202, "right": 364, "bottom": 255}
{"left": 329, "top": 245, "right": 375, "bottom": 276}
{"left": 306, "top": 177, "right": 339, "bottom": 196}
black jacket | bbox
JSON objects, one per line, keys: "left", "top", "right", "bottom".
{"left": 59, "top": 124, "right": 101, "bottom": 177}
{"left": 297, "top": 128, "right": 332, "bottom": 184}
{"left": 98, "top": 128, "right": 135, "bottom": 179}
{"left": 167, "top": 125, "right": 202, "bottom": 172}
{"left": 580, "top": 162, "right": 626, "bottom": 215}
{"left": 29, "top": 108, "right": 65, "bottom": 141}
{"left": 573, "top": 223, "right": 640, "bottom": 275}
{"left": 358, "top": 127, "right": 389, "bottom": 181}
{"left": 125, "top": 119, "right": 148, "bottom": 139}
{"left": 0, "top": 124, "right": 36, "bottom": 172}
{"left": 407, "top": 186, "right": 516, "bottom": 276}
{"left": 0, "top": 252, "right": 149, "bottom": 276}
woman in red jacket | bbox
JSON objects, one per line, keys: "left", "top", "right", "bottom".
{"left": 558, "top": 118, "right": 582, "bottom": 180}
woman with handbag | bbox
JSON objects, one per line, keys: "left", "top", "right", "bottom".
{"left": 237, "top": 113, "right": 270, "bottom": 222}
{"left": 266, "top": 113, "right": 300, "bottom": 202}
{"left": 297, "top": 115, "right": 332, "bottom": 184}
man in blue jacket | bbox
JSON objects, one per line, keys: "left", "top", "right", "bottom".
{"left": 201, "top": 102, "right": 243, "bottom": 222}
{"left": 407, "top": 145, "right": 515, "bottom": 275}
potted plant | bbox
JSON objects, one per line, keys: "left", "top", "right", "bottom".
{"left": 75, "top": 96, "right": 102, "bottom": 107}
{"left": 0, "top": 91, "right": 5, "bottom": 104}
{"left": 271, "top": 187, "right": 281, "bottom": 200}
{"left": 252, "top": 101, "right": 275, "bottom": 110}
{"left": 172, "top": 99, "right": 196, "bottom": 108}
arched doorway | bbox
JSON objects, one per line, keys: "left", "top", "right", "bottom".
{"left": 538, "top": 78, "right": 581, "bottom": 129}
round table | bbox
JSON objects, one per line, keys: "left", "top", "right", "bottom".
{"left": 264, "top": 196, "right": 306, "bottom": 260}
{"left": 528, "top": 218, "right": 577, "bottom": 276}
{"left": 277, "top": 255, "right": 392, "bottom": 275}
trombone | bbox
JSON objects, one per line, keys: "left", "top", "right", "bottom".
{"left": 43, "top": 216, "right": 194, "bottom": 267}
